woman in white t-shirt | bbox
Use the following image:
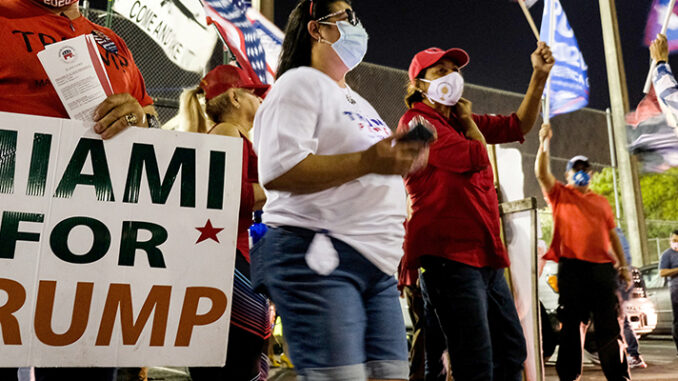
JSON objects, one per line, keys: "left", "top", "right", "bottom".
{"left": 250, "top": 1, "right": 426, "bottom": 380}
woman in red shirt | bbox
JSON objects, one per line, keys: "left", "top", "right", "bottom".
{"left": 178, "top": 64, "right": 270, "bottom": 381}
{"left": 399, "top": 45, "right": 553, "bottom": 381}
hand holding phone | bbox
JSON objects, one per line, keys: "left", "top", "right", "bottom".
{"left": 398, "top": 116, "right": 436, "bottom": 143}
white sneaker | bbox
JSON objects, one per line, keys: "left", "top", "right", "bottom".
{"left": 628, "top": 355, "right": 647, "bottom": 369}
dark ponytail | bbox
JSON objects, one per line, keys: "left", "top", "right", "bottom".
{"left": 277, "top": 0, "right": 351, "bottom": 78}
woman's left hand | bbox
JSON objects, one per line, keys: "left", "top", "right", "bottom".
{"left": 531, "top": 41, "right": 555, "bottom": 76}
{"left": 93, "top": 93, "right": 148, "bottom": 139}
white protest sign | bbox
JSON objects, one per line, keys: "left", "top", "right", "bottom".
{"left": 113, "top": 0, "right": 217, "bottom": 73}
{"left": 0, "top": 111, "right": 241, "bottom": 366}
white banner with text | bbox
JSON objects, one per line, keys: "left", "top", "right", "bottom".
{"left": 113, "top": 0, "right": 217, "bottom": 73}
{"left": 0, "top": 112, "right": 242, "bottom": 366}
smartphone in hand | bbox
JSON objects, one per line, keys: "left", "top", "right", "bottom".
{"left": 398, "top": 116, "right": 436, "bottom": 143}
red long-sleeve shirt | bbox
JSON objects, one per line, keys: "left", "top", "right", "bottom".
{"left": 399, "top": 102, "right": 524, "bottom": 270}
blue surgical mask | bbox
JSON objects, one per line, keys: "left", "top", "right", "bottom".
{"left": 573, "top": 170, "right": 590, "bottom": 186}
{"left": 320, "top": 21, "right": 369, "bottom": 71}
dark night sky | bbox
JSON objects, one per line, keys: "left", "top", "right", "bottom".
{"left": 273, "top": 0, "right": 666, "bottom": 112}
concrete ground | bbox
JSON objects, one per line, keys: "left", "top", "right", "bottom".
{"left": 141, "top": 335, "right": 676, "bottom": 380}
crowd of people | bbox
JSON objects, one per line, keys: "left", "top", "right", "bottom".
{"left": 1, "top": 0, "right": 677, "bottom": 381}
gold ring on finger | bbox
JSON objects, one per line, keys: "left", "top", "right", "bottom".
{"left": 125, "top": 113, "right": 138, "bottom": 126}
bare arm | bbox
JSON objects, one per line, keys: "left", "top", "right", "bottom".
{"left": 660, "top": 268, "right": 678, "bottom": 277}
{"left": 253, "top": 183, "right": 266, "bottom": 210}
{"left": 265, "top": 136, "right": 423, "bottom": 194}
{"left": 534, "top": 123, "right": 556, "bottom": 193}
{"left": 516, "top": 42, "right": 555, "bottom": 135}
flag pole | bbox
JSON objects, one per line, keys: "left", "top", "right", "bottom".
{"left": 543, "top": 0, "right": 556, "bottom": 152}
{"left": 599, "top": 0, "right": 651, "bottom": 266}
{"left": 517, "top": 0, "right": 540, "bottom": 41}
{"left": 643, "top": 0, "right": 677, "bottom": 93}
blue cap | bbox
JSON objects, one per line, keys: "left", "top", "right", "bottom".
{"left": 566, "top": 155, "right": 590, "bottom": 172}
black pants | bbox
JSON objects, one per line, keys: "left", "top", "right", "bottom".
{"left": 420, "top": 257, "right": 526, "bottom": 381}
{"left": 419, "top": 270, "right": 450, "bottom": 381}
{"left": 672, "top": 290, "right": 678, "bottom": 353}
{"left": 403, "top": 285, "right": 426, "bottom": 381}
{"left": 556, "top": 258, "right": 630, "bottom": 381}
{"left": 0, "top": 368, "right": 18, "bottom": 381}
{"left": 34, "top": 368, "right": 116, "bottom": 381}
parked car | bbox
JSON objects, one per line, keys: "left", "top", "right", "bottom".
{"left": 639, "top": 263, "right": 673, "bottom": 335}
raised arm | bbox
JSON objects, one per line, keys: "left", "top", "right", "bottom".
{"left": 534, "top": 123, "right": 556, "bottom": 193}
{"left": 650, "top": 34, "right": 678, "bottom": 115}
{"left": 516, "top": 42, "right": 555, "bottom": 135}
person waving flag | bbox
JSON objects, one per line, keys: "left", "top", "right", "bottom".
{"left": 539, "top": 0, "right": 589, "bottom": 118}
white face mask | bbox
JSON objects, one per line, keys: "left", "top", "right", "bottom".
{"left": 420, "top": 71, "right": 464, "bottom": 106}
{"left": 319, "top": 21, "right": 369, "bottom": 71}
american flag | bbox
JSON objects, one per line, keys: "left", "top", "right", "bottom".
{"left": 202, "top": 0, "right": 270, "bottom": 84}
{"left": 626, "top": 85, "right": 678, "bottom": 173}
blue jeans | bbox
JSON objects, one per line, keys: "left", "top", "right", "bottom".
{"left": 251, "top": 226, "right": 408, "bottom": 380}
{"left": 623, "top": 316, "right": 639, "bottom": 357}
{"left": 420, "top": 257, "right": 526, "bottom": 381}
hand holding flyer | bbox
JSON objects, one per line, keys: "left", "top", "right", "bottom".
{"left": 38, "top": 34, "right": 113, "bottom": 121}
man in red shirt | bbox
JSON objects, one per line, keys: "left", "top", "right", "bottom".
{"left": 0, "top": 1, "right": 157, "bottom": 380}
{"left": 535, "top": 123, "right": 631, "bottom": 380}
{"left": 399, "top": 42, "right": 553, "bottom": 381}
{"left": 0, "top": 0, "right": 158, "bottom": 137}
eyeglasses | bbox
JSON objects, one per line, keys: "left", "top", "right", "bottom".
{"left": 317, "top": 9, "right": 359, "bottom": 26}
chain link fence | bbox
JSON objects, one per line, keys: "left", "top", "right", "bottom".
{"left": 82, "top": 6, "right": 227, "bottom": 124}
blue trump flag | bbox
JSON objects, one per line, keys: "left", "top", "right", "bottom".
{"left": 645, "top": 0, "right": 678, "bottom": 53}
{"left": 539, "top": 0, "right": 589, "bottom": 117}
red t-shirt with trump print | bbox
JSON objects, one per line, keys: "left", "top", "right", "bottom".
{"left": 0, "top": 0, "right": 152, "bottom": 119}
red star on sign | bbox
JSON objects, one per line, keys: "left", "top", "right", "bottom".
{"left": 195, "top": 219, "right": 224, "bottom": 244}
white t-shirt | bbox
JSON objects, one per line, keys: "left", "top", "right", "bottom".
{"left": 253, "top": 66, "right": 407, "bottom": 275}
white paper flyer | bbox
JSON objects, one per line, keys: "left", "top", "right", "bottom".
{"left": 38, "top": 34, "right": 113, "bottom": 121}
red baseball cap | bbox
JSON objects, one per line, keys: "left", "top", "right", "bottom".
{"left": 199, "top": 65, "right": 270, "bottom": 100}
{"left": 408, "top": 47, "right": 470, "bottom": 82}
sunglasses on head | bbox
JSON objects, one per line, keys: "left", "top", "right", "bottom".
{"left": 317, "top": 8, "right": 360, "bottom": 26}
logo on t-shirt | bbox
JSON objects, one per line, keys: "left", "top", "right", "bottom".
{"left": 59, "top": 46, "right": 76, "bottom": 63}
{"left": 343, "top": 111, "right": 390, "bottom": 136}
{"left": 91, "top": 30, "right": 119, "bottom": 54}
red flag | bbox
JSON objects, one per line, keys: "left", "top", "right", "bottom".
{"left": 625, "top": 86, "right": 663, "bottom": 128}
{"left": 625, "top": 86, "right": 678, "bottom": 172}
